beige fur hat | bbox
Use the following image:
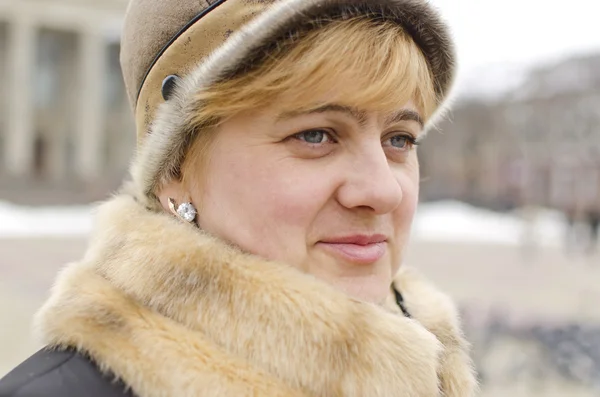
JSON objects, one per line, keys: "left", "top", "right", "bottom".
{"left": 120, "top": 0, "right": 456, "bottom": 207}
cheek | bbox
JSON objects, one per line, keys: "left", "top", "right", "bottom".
{"left": 200, "top": 150, "right": 330, "bottom": 253}
{"left": 251, "top": 165, "right": 331, "bottom": 229}
{"left": 387, "top": 163, "right": 419, "bottom": 272}
{"left": 394, "top": 162, "right": 420, "bottom": 234}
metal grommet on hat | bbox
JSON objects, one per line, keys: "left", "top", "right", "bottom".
{"left": 161, "top": 75, "right": 180, "bottom": 101}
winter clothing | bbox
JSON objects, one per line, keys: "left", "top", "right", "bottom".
{"left": 0, "top": 193, "right": 476, "bottom": 397}
{"left": 0, "top": 1, "right": 475, "bottom": 396}
{"left": 0, "top": 349, "right": 133, "bottom": 397}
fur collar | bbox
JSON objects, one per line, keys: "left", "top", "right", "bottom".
{"left": 35, "top": 194, "right": 477, "bottom": 396}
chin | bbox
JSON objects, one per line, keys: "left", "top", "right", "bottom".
{"left": 305, "top": 252, "right": 393, "bottom": 304}
{"left": 333, "top": 277, "right": 390, "bottom": 305}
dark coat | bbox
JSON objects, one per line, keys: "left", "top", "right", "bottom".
{"left": 0, "top": 348, "right": 132, "bottom": 397}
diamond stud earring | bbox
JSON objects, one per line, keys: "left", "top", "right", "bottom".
{"left": 168, "top": 198, "right": 197, "bottom": 224}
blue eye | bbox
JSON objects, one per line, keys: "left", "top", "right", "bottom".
{"left": 295, "top": 130, "right": 333, "bottom": 144}
{"left": 391, "top": 135, "right": 408, "bottom": 149}
{"left": 388, "top": 134, "right": 418, "bottom": 150}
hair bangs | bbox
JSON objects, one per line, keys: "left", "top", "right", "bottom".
{"left": 192, "top": 17, "right": 437, "bottom": 128}
{"left": 273, "top": 18, "right": 438, "bottom": 120}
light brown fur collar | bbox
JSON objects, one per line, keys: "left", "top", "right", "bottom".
{"left": 35, "top": 194, "right": 477, "bottom": 396}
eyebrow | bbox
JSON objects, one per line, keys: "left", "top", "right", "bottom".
{"left": 277, "top": 104, "right": 368, "bottom": 125}
{"left": 385, "top": 109, "right": 424, "bottom": 128}
{"left": 277, "top": 104, "right": 423, "bottom": 128}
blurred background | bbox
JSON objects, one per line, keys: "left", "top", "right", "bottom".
{"left": 0, "top": 0, "right": 599, "bottom": 395}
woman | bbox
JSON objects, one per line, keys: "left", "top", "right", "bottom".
{"left": 0, "top": 0, "right": 477, "bottom": 396}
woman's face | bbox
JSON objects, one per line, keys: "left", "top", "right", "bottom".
{"left": 163, "top": 100, "right": 423, "bottom": 304}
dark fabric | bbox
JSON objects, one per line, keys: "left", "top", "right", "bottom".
{"left": 393, "top": 287, "right": 412, "bottom": 318}
{"left": 0, "top": 348, "right": 134, "bottom": 397}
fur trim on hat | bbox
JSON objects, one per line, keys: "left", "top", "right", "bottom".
{"left": 34, "top": 193, "right": 477, "bottom": 397}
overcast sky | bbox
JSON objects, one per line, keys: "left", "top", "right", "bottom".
{"left": 432, "top": 0, "right": 600, "bottom": 70}
{"left": 431, "top": 0, "right": 600, "bottom": 77}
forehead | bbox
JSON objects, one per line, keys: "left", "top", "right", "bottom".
{"left": 277, "top": 101, "right": 423, "bottom": 126}
{"left": 270, "top": 66, "right": 426, "bottom": 119}
{"left": 271, "top": 86, "right": 425, "bottom": 127}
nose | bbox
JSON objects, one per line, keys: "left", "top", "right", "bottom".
{"left": 336, "top": 145, "right": 403, "bottom": 214}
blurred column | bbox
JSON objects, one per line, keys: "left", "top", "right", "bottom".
{"left": 5, "top": 17, "right": 36, "bottom": 176}
{"left": 47, "top": 33, "right": 77, "bottom": 181}
{"left": 75, "top": 29, "right": 106, "bottom": 180}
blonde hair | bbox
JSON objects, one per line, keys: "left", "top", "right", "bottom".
{"left": 182, "top": 17, "right": 437, "bottom": 189}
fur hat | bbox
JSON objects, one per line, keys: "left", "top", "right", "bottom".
{"left": 120, "top": 0, "right": 456, "bottom": 207}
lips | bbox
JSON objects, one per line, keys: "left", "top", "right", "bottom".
{"left": 317, "top": 234, "right": 388, "bottom": 264}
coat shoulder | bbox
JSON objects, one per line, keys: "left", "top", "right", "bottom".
{"left": 0, "top": 348, "right": 134, "bottom": 397}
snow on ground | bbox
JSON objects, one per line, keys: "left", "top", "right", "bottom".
{"left": 0, "top": 200, "right": 568, "bottom": 247}
{"left": 0, "top": 201, "right": 94, "bottom": 238}
{"left": 411, "top": 201, "right": 566, "bottom": 247}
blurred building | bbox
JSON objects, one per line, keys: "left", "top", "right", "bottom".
{"left": 420, "top": 54, "right": 600, "bottom": 215}
{"left": 0, "top": 0, "right": 133, "bottom": 204}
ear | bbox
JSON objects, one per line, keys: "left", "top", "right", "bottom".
{"left": 155, "top": 179, "right": 191, "bottom": 214}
